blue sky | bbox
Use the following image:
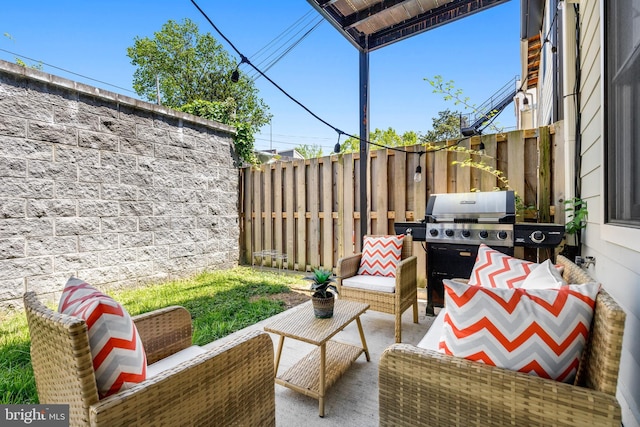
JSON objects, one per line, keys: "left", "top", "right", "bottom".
{"left": 0, "top": 1, "right": 521, "bottom": 154}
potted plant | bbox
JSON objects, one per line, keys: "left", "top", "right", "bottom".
{"left": 305, "top": 268, "right": 338, "bottom": 318}
{"left": 560, "top": 197, "right": 588, "bottom": 260}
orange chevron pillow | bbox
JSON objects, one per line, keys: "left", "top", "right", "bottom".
{"left": 59, "top": 278, "right": 147, "bottom": 398}
{"left": 357, "top": 235, "right": 405, "bottom": 277}
{"left": 439, "top": 279, "right": 599, "bottom": 383}
{"left": 468, "top": 244, "right": 538, "bottom": 288}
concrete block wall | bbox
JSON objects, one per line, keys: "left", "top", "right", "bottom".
{"left": 0, "top": 60, "right": 239, "bottom": 310}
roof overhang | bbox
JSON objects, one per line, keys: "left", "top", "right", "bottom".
{"left": 520, "top": 0, "right": 543, "bottom": 39}
{"left": 307, "top": 0, "right": 512, "bottom": 52}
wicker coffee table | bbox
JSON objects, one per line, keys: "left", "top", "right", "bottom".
{"left": 264, "top": 299, "right": 370, "bottom": 417}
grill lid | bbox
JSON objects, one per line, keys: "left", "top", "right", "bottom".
{"left": 426, "top": 191, "right": 516, "bottom": 224}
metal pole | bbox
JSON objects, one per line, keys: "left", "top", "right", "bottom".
{"left": 359, "top": 49, "right": 370, "bottom": 246}
{"left": 156, "top": 74, "right": 161, "bottom": 105}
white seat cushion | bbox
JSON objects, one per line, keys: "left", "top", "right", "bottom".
{"left": 417, "top": 309, "right": 446, "bottom": 351}
{"left": 342, "top": 274, "right": 396, "bottom": 293}
{"left": 147, "top": 346, "right": 206, "bottom": 378}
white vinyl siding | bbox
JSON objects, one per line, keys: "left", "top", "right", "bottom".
{"left": 576, "top": 0, "right": 640, "bottom": 424}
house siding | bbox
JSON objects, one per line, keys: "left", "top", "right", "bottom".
{"left": 578, "top": 1, "right": 640, "bottom": 425}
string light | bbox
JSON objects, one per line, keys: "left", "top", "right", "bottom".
{"left": 334, "top": 131, "right": 343, "bottom": 154}
{"left": 190, "top": 0, "right": 476, "bottom": 161}
{"left": 478, "top": 141, "right": 486, "bottom": 156}
{"left": 414, "top": 152, "right": 424, "bottom": 182}
{"left": 231, "top": 55, "right": 248, "bottom": 83}
{"left": 414, "top": 165, "right": 422, "bottom": 183}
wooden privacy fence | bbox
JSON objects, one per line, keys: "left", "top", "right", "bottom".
{"left": 240, "top": 126, "right": 563, "bottom": 285}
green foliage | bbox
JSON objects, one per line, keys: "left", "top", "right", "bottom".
{"left": 425, "top": 75, "right": 503, "bottom": 134}
{"left": 127, "top": 18, "right": 271, "bottom": 164}
{"left": 451, "top": 157, "right": 510, "bottom": 189}
{"left": 0, "top": 267, "right": 305, "bottom": 404}
{"left": 420, "top": 109, "right": 462, "bottom": 143}
{"left": 3, "top": 33, "right": 43, "bottom": 70}
{"left": 340, "top": 128, "right": 417, "bottom": 154}
{"left": 14, "top": 58, "right": 43, "bottom": 70}
{"left": 0, "top": 314, "right": 36, "bottom": 404}
{"left": 295, "top": 144, "right": 323, "bottom": 159}
{"left": 305, "top": 268, "right": 337, "bottom": 298}
{"left": 564, "top": 197, "right": 588, "bottom": 235}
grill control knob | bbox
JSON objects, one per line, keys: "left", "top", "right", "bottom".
{"left": 461, "top": 229, "right": 471, "bottom": 238}
{"left": 479, "top": 230, "right": 489, "bottom": 239}
{"left": 429, "top": 228, "right": 439, "bottom": 237}
{"left": 531, "top": 231, "right": 545, "bottom": 243}
{"left": 445, "top": 229, "right": 454, "bottom": 237}
{"left": 497, "top": 230, "right": 508, "bottom": 240}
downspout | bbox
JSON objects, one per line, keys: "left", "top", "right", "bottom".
{"left": 572, "top": 3, "right": 582, "bottom": 248}
{"left": 572, "top": 3, "right": 582, "bottom": 203}
{"left": 561, "top": 1, "right": 579, "bottom": 245}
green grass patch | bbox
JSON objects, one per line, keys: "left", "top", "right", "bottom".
{"left": 0, "top": 267, "right": 305, "bottom": 404}
{"left": 0, "top": 313, "right": 36, "bottom": 405}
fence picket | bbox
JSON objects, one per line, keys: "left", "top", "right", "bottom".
{"left": 240, "top": 128, "right": 560, "bottom": 285}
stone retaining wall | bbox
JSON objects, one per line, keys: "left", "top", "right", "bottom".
{"left": 0, "top": 59, "right": 239, "bottom": 310}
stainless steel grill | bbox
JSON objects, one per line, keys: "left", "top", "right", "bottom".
{"left": 425, "top": 190, "right": 516, "bottom": 247}
{"left": 421, "top": 191, "right": 566, "bottom": 315}
{"left": 424, "top": 191, "right": 517, "bottom": 315}
{"left": 394, "top": 191, "right": 566, "bottom": 315}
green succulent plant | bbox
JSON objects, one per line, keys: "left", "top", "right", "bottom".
{"left": 305, "top": 268, "right": 338, "bottom": 298}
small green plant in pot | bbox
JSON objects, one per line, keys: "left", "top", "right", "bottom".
{"left": 305, "top": 268, "right": 338, "bottom": 318}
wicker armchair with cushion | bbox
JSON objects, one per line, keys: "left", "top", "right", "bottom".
{"left": 336, "top": 234, "right": 418, "bottom": 343}
{"left": 24, "top": 290, "right": 276, "bottom": 427}
{"left": 379, "top": 254, "right": 626, "bottom": 426}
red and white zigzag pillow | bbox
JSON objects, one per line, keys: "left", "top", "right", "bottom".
{"left": 59, "top": 278, "right": 147, "bottom": 398}
{"left": 357, "top": 235, "right": 405, "bottom": 277}
{"left": 468, "top": 244, "right": 538, "bottom": 288}
{"left": 439, "top": 279, "right": 600, "bottom": 383}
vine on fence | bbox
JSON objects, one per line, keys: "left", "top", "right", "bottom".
{"left": 421, "top": 75, "right": 536, "bottom": 216}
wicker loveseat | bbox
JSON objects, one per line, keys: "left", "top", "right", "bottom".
{"left": 379, "top": 255, "right": 626, "bottom": 426}
{"left": 336, "top": 234, "right": 418, "bottom": 343}
{"left": 24, "top": 292, "right": 276, "bottom": 426}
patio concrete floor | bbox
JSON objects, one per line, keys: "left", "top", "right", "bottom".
{"left": 207, "top": 297, "right": 435, "bottom": 426}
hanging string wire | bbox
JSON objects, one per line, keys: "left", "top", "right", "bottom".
{"left": 0, "top": 48, "right": 137, "bottom": 94}
{"left": 190, "top": 0, "right": 482, "bottom": 157}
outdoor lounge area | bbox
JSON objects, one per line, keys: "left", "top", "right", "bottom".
{"left": 22, "top": 254, "right": 626, "bottom": 426}
{"left": 2, "top": 0, "right": 639, "bottom": 424}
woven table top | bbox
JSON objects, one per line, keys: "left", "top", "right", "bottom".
{"left": 264, "top": 300, "right": 369, "bottom": 345}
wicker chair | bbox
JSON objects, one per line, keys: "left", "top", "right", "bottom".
{"left": 23, "top": 292, "right": 276, "bottom": 427}
{"left": 378, "top": 255, "right": 626, "bottom": 426}
{"left": 336, "top": 234, "right": 418, "bottom": 343}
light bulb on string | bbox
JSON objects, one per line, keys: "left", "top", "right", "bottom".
{"left": 230, "top": 55, "right": 248, "bottom": 83}
{"left": 414, "top": 165, "right": 422, "bottom": 183}
{"left": 333, "top": 131, "right": 343, "bottom": 154}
